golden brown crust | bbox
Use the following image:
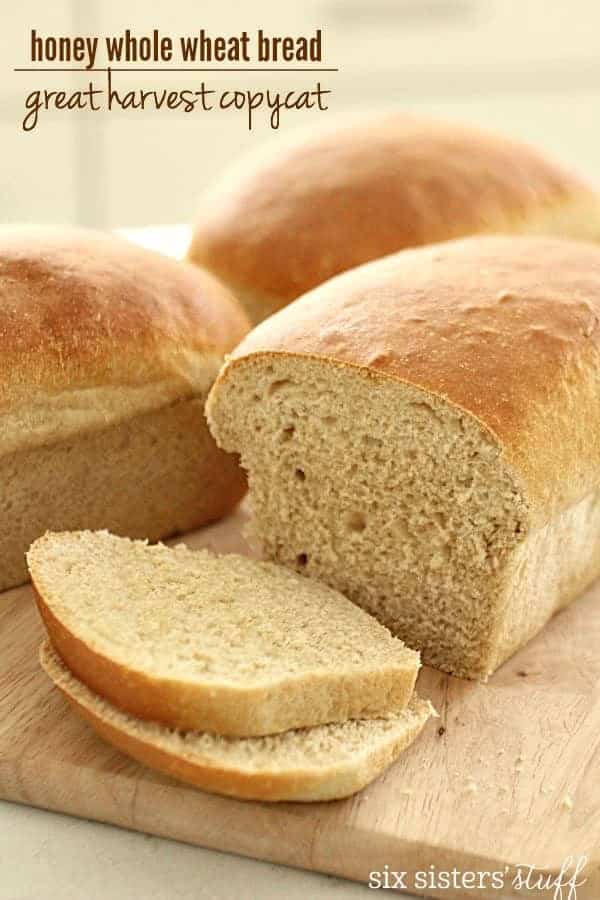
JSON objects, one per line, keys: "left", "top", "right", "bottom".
{"left": 188, "top": 114, "right": 600, "bottom": 321}
{"left": 0, "top": 225, "right": 250, "bottom": 454}
{"left": 212, "top": 235, "right": 600, "bottom": 523}
{"left": 39, "top": 641, "right": 432, "bottom": 802}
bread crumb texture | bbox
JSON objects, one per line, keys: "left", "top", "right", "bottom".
{"left": 29, "top": 530, "right": 416, "bottom": 682}
{"left": 28, "top": 530, "right": 419, "bottom": 735}
{"left": 209, "top": 353, "right": 524, "bottom": 679}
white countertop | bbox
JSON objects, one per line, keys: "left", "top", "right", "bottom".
{"left": 0, "top": 802, "right": 380, "bottom": 900}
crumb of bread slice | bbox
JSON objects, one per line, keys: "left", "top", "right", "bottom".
{"left": 28, "top": 530, "right": 420, "bottom": 737}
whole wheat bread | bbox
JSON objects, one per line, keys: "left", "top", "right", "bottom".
{"left": 206, "top": 235, "right": 600, "bottom": 680}
{"left": 188, "top": 113, "right": 600, "bottom": 323}
{"left": 28, "top": 531, "right": 420, "bottom": 737}
{"left": 40, "top": 641, "right": 433, "bottom": 803}
{"left": 0, "top": 225, "right": 249, "bottom": 591}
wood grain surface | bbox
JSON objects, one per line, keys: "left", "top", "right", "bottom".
{"left": 0, "top": 506, "right": 598, "bottom": 899}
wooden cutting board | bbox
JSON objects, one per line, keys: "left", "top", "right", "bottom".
{"left": 1, "top": 506, "right": 599, "bottom": 899}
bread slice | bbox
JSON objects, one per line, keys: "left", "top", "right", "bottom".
{"left": 40, "top": 641, "right": 433, "bottom": 802}
{"left": 28, "top": 531, "right": 420, "bottom": 737}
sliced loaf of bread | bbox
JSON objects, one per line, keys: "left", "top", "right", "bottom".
{"left": 28, "top": 531, "right": 420, "bottom": 737}
{"left": 40, "top": 641, "right": 433, "bottom": 802}
{"left": 206, "top": 235, "right": 600, "bottom": 680}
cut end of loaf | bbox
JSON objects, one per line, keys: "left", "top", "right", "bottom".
{"left": 207, "top": 354, "right": 529, "bottom": 680}
{"left": 39, "top": 640, "right": 434, "bottom": 802}
{"left": 0, "top": 396, "right": 246, "bottom": 593}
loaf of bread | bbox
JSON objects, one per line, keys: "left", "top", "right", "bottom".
{"left": 40, "top": 641, "right": 433, "bottom": 802}
{"left": 207, "top": 235, "right": 600, "bottom": 680}
{"left": 0, "top": 226, "right": 249, "bottom": 592}
{"left": 187, "top": 113, "right": 600, "bottom": 323}
{"left": 28, "top": 530, "right": 420, "bottom": 736}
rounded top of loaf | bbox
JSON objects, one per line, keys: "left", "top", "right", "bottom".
{"left": 188, "top": 113, "right": 600, "bottom": 322}
{"left": 0, "top": 225, "right": 249, "bottom": 454}
{"left": 211, "top": 235, "right": 600, "bottom": 521}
